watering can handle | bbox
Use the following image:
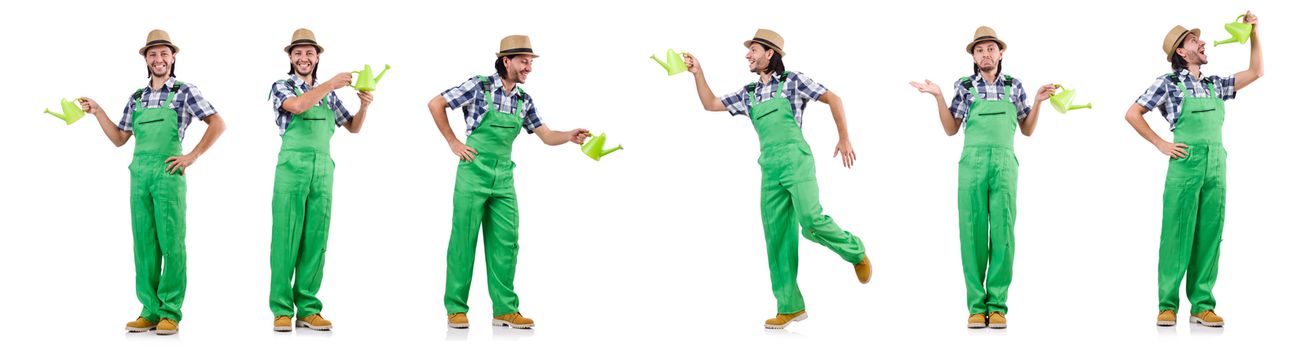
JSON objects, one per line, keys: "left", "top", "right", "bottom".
{"left": 348, "top": 71, "right": 359, "bottom": 86}
{"left": 1235, "top": 14, "right": 1247, "bottom": 22}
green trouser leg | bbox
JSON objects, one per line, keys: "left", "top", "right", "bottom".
{"left": 1158, "top": 145, "right": 1226, "bottom": 314}
{"left": 270, "top": 152, "right": 334, "bottom": 318}
{"left": 761, "top": 146, "right": 866, "bottom": 314}
{"left": 445, "top": 157, "right": 521, "bottom": 316}
{"left": 957, "top": 147, "right": 1017, "bottom": 315}
{"left": 130, "top": 156, "right": 188, "bottom": 322}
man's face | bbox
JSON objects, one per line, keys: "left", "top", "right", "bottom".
{"left": 289, "top": 45, "right": 319, "bottom": 77}
{"left": 745, "top": 43, "right": 772, "bottom": 73}
{"left": 503, "top": 55, "right": 533, "bottom": 84}
{"left": 144, "top": 46, "right": 175, "bottom": 78}
{"left": 1177, "top": 33, "right": 1208, "bottom": 66}
{"left": 972, "top": 41, "right": 1002, "bottom": 73}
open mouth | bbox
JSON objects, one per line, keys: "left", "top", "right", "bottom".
{"left": 296, "top": 61, "right": 312, "bottom": 71}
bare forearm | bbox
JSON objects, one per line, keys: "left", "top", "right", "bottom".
{"left": 821, "top": 92, "right": 850, "bottom": 140}
{"left": 692, "top": 73, "right": 725, "bottom": 111}
{"left": 540, "top": 129, "right": 572, "bottom": 146}
{"left": 1235, "top": 30, "right": 1263, "bottom": 90}
{"left": 283, "top": 84, "right": 336, "bottom": 114}
{"left": 94, "top": 109, "right": 130, "bottom": 147}
{"left": 187, "top": 115, "right": 225, "bottom": 158}
{"left": 429, "top": 96, "right": 460, "bottom": 144}
{"left": 345, "top": 107, "right": 367, "bottom": 133}
{"left": 1020, "top": 103, "right": 1041, "bottom": 136}
{"left": 1125, "top": 106, "right": 1166, "bottom": 147}
{"left": 934, "top": 95, "right": 961, "bottom": 135}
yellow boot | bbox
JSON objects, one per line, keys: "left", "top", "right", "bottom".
{"left": 493, "top": 312, "right": 535, "bottom": 329}
{"left": 156, "top": 318, "right": 178, "bottom": 335}
{"left": 764, "top": 310, "right": 807, "bottom": 329}
{"left": 125, "top": 317, "right": 157, "bottom": 332}
{"left": 448, "top": 313, "right": 470, "bottom": 329}
{"left": 297, "top": 314, "right": 333, "bottom": 331}
{"left": 987, "top": 312, "right": 1007, "bottom": 329}
{"left": 967, "top": 314, "right": 986, "bottom": 329}
{"left": 854, "top": 255, "right": 872, "bottom": 284}
{"left": 273, "top": 316, "right": 293, "bottom": 332}
{"left": 1191, "top": 310, "right": 1224, "bottom": 327}
{"left": 1156, "top": 310, "right": 1176, "bottom": 326}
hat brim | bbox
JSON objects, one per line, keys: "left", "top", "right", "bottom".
{"left": 743, "top": 40, "right": 785, "bottom": 56}
{"left": 1164, "top": 28, "right": 1201, "bottom": 62}
{"left": 966, "top": 39, "right": 1006, "bottom": 54}
{"left": 139, "top": 43, "right": 180, "bottom": 56}
{"left": 284, "top": 43, "right": 325, "bottom": 54}
{"left": 496, "top": 52, "right": 540, "bottom": 58}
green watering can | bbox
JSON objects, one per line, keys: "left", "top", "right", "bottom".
{"left": 650, "top": 49, "right": 687, "bottom": 76}
{"left": 44, "top": 98, "right": 86, "bottom": 125}
{"left": 581, "top": 133, "right": 623, "bottom": 161}
{"left": 1049, "top": 85, "right": 1092, "bottom": 114}
{"left": 350, "top": 64, "right": 390, "bottom": 92}
{"left": 1214, "top": 15, "right": 1252, "bottom": 47}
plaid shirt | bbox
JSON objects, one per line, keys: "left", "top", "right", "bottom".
{"left": 441, "top": 74, "right": 542, "bottom": 135}
{"left": 720, "top": 71, "right": 828, "bottom": 127}
{"left": 117, "top": 77, "right": 218, "bottom": 140}
{"left": 948, "top": 74, "right": 1032, "bottom": 123}
{"left": 268, "top": 74, "right": 354, "bottom": 135}
{"left": 1135, "top": 69, "right": 1238, "bottom": 130}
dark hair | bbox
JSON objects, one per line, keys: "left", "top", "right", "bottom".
{"left": 287, "top": 62, "right": 319, "bottom": 83}
{"left": 1170, "top": 52, "right": 1188, "bottom": 71}
{"left": 146, "top": 62, "right": 177, "bottom": 78}
{"left": 495, "top": 56, "right": 509, "bottom": 79}
{"left": 763, "top": 50, "right": 785, "bottom": 75}
{"left": 973, "top": 59, "right": 1002, "bottom": 75}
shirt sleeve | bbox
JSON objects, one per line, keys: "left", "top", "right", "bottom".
{"left": 179, "top": 83, "right": 218, "bottom": 122}
{"left": 948, "top": 79, "right": 970, "bottom": 120}
{"left": 1135, "top": 76, "right": 1171, "bottom": 111}
{"left": 441, "top": 76, "right": 482, "bottom": 110}
{"left": 791, "top": 72, "right": 828, "bottom": 101}
{"left": 1011, "top": 78, "right": 1032, "bottom": 120}
{"left": 1214, "top": 74, "right": 1238, "bottom": 101}
{"left": 117, "top": 91, "right": 136, "bottom": 132}
{"left": 719, "top": 85, "right": 750, "bottom": 117}
{"left": 329, "top": 91, "right": 354, "bottom": 127}
{"left": 521, "top": 94, "right": 542, "bottom": 134}
{"left": 270, "top": 81, "right": 296, "bottom": 129}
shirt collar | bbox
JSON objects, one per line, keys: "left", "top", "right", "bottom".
{"left": 145, "top": 77, "right": 178, "bottom": 92}
{"left": 287, "top": 74, "right": 316, "bottom": 89}
{"left": 487, "top": 74, "right": 522, "bottom": 97}
{"left": 1174, "top": 69, "right": 1208, "bottom": 82}
{"left": 970, "top": 73, "right": 1005, "bottom": 86}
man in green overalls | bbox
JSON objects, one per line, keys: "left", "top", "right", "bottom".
{"left": 78, "top": 29, "right": 227, "bottom": 335}
{"left": 267, "top": 28, "right": 375, "bottom": 332}
{"left": 427, "top": 35, "right": 590, "bottom": 329}
{"left": 910, "top": 26, "right": 1055, "bottom": 329}
{"left": 682, "top": 29, "right": 871, "bottom": 329}
{"left": 1126, "top": 12, "right": 1262, "bottom": 328}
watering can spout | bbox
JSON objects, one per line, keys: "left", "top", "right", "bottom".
{"left": 44, "top": 98, "right": 86, "bottom": 125}
{"left": 650, "top": 54, "right": 670, "bottom": 70}
{"left": 601, "top": 145, "right": 623, "bottom": 157}
{"left": 373, "top": 64, "right": 391, "bottom": 83}
{"left": 581, "top": 132, "right": 623, "bottom": 160}
{"left": 44, "top": 108, "right": 64, "bottom": 119}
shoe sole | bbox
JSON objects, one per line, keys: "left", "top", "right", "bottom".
{"left": 296, "top": 320, "right": 332, "bottom": 331}
{"left": 988, "top": 323, "right": 1007, "bottom": 329}
{"left": 125, "top": 326, "right": 155, "bottom": 332}
{"left": 448, "top": 322, "right": 469, "bottom": 329}
{"left": 492, "top": 320, "right": 534, "bottom": 329}
{"left": 1190, "top": 316, "right": 1224, "bottom": 327}
{"left": 1157, "top": 320, "right": 1176, "bottom": 326}
{"left": 765, "top": 313, "right": 808, "bottom": 329}
{"left": 273, "top": 325, "right": 292, "bottom": 332}
{"left": 155, "top": 329, "right": 177, "bottom": 335}
{"left": 967, "top": 322, "right": 985, "bottom": 329}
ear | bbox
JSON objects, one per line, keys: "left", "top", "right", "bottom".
{"left": 1175, "top": 47, "right": 1188, "bottom": 59}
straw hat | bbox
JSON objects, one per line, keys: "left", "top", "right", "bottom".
{"left": 1161, "top": 25, "right": 1201, "bottom": 62}
{"left": 497, "top": 35, "right": 539, "bottom": 58}
{"left": 284, "top": 28, "right": 325, "bottom": 54}
{"left": 743, "top": 29, "right": 785, "bottom": 56}
{"left": 965, "top": 26, "right": 1007, "bottom": 54}
{"left": 138, "top": 29, "right": 180, "bottom": 56}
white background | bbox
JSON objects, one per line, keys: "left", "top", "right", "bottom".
{"left": 0, "top": 0, "right": 1305, "bottom": 348}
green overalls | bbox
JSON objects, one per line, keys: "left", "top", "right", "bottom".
{"left": 128, "top": 82, "right": 188, "bottom": 322}
{"left": 750, "top": 72, "right": 866, "bottom": 314}
{"left": 956, "top": 75, "right": 1018, "bottom": 315}
{"left": 1158, "top": 75, "right": 1226, "bottom": 314}
{"left": 269, "top": 82, "right": 336, "bottom": 318}
{"left": 446, "top": 76, "right": 525, "bottom": 316}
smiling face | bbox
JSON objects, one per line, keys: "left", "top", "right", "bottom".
{"left": 1176, "top": 33, "right": 1208, "bottom": 66}
{"left": 288, "top": 45, "right": 319, "bottom": 77}
{"left": 972, "top": 41, "right": 1002, "bottom": 74}
{"left": 502, "top": 54, "right": 534, "bottom": 84}
{"left": 745, "top": 43, "right": 773, "bottom": 74}
{"left": 143, "top": 46, "right": 175, "bottom": 78}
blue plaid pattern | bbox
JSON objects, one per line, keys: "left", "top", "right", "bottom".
{"left": 948, "top": 74, "right": 1032, "bottom": 122}
{"left": 1135, "top": 69, "right": 1238, "bottom": 130}
{"left": 117, "top": 77, "right": 218, "bottom": 140}
{"left": 268, "top": 74, "right": 354, "bottom": 135}
{"left": 440, "top": 74, "right": 542, "bottom": 135}
{"left": 719, "top": 71, "right": 828, "bottom": 126}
